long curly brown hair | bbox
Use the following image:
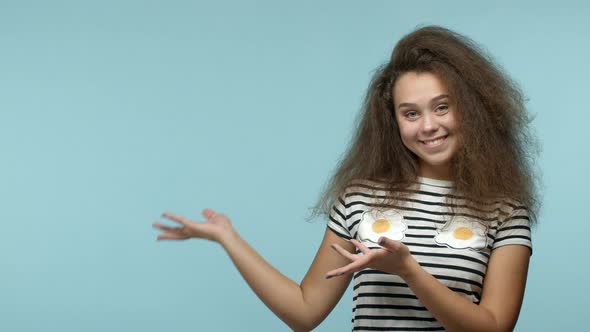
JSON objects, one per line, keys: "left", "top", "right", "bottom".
{"left": 313, "top": 25, "right": 540, "bottom": 223}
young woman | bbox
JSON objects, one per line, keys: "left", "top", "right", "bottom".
{"left": 153, "top": 26, "right": 539, "bottom": 332}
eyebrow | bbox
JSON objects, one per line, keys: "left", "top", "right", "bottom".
{"left": 397, "top": 94, "right": 450, "bottom": 110}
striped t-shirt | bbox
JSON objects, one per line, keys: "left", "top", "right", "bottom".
{"left": 327, "top": 177, "right": 532, "bottom": 331}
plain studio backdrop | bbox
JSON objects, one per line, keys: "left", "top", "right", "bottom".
{"left": 1, "top": 1, "right": 587, "bottom": 331}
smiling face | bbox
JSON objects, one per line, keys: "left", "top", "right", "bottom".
{"left": 393, "top": 71, "right": 460, "bottom": 180}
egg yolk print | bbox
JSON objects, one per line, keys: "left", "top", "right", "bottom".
{"left": 372, "top": 219, "right": 391, "bottom": 233}
{"left": 434, "top": 217, "right": 488, "bottom": 250}
{"left": 358, "top": 210, "right": 407, "bottom": 244}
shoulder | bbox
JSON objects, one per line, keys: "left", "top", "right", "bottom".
{"left": 489, "top": 198, "right": 533, "bottom": 254}
{"left": 494, "top": 198, "right": 530, "bottom": 224}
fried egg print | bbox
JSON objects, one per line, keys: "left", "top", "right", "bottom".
{"left": 435, "top": 216, "right": 488, "bottom": 250}
{"left": 357, "top": 210, "right": 406, "bottom": 244}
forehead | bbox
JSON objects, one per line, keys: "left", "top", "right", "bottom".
{"left": 393, "top": 72, "right": 449, "bottom": 106}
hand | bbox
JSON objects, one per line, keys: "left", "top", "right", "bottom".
{"left": 325, "top": 237, "right": 415, "bottom": 279}
{"left": 152, "top": 208, "right": 233, "bottom": 243}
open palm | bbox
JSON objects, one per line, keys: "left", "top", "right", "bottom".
{"left": 152, "top": 208, "right": 232, "bottom": 243}
{"left": 326, "top": 238, "right": 413, "bottom": 278}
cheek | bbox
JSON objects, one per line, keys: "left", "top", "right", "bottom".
{"left": 397, "top": 122, "right": 416, "bottom": 144}
{"left": 397, "top": 127, "right": 418, "bottom": 154}
{"left": 445, "top": 113, "right": 460, "bottom": 132}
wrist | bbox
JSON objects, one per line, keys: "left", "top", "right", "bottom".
{"left": 218, "top": 227, "right": 239, "bottom": 248}
{"left": 398, "top": 255, "right": 421, "bottom": 281}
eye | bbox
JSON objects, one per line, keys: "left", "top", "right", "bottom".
{"left": 404, "top": 110, "right": 419, "bottom": 119}
{"left": 435, "top": 104, "right": 449, "bottom": 114}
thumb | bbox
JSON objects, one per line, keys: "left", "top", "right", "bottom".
{"left": 378, "top": 236, "right": 400, "bottom": 250}
{"left": 202, "top": 208, "right": 217, "bottom": 219}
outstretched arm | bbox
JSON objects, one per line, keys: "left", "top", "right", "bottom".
{"left": 153, "top": 209, "right": 355, "bottom": 332}
{"left": 328, "top": 238, "right": 529, "bottom": 332}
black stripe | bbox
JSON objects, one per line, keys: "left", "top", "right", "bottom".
{"left": 344, "top": 209, "right": 486, "bottom": 231}
{"left": 353, "top": 281, "right": 407, "bottom": 291}
{"left": 354, "top": 315, "right": 436, "bottom": 322}
{"left": 415, "top": 179, "right": 453, "bottom": 189}
{"left": 354, "top": 292, "right": 418, "bottom": 301}
{"left": 348, "top": 182, "right": 528, "bottom": 211}
{"left": 420, "top": 262, "right": 485, "bottom": 277}
{"left": 410, "top": 251, "right": 487, "bottom": 266}
{"left": 404, "top": 216, "right": 447, "bottom": 224}
{"left": 348, "top": 182, "right": 501, "bottom": 205}
{"left": 405, "top": 234, "right": 435, "bottom": 239}
{"left": 498, "top": 225, "right": 531, "bottom": 233}
{"left": 327, "top": 224, "right": 352, "bottom": 240}
{"left": 346, "top": 202, "right": 498, "bottom": 222}
{"left": 349, "top": 209, "right": 363, "bottom": 219}
{"left": 346, "top": 183, "right": 464, "bottom": 202}
{"left": 348, "top": 192, "right": 449, "bottom": 207}
{"left": 408, "top": 225, "right": 438, "bottom": 231}
{"left": 495, "top": 235, "right": 531, "bottom": 243}
{"left": 432, "top": 274, "right": 483, "bottom": 288}
{"left": 353, "top": 281, "right": 478, "bottom": 298}
{"left": 404, "top": 242, "right": 490, "bottom": 262}
{"left": 353, "top": 270, "right": 483, "bottom": 288}
{"left": 347, "top": 182, "right": 445, "bottom": 194}
{"left": 402, "top": 242, "right": 446, "bottom": 249}
{"left": 504, "top": 215, "right": 530, "bottom": 222}
{"left": 353, "top": 326, "right": 444, "bottom": 331}
{"left": 328, "top": 215, "right": 346, "bottom": 229}
{"left": 448, "top": 286, "right": 479, "bottom": 296}
{"left": 506, "top": 204, "right": 527, "bottom": 210}
{"left": 406, "top": 189, "right": 469, "bottom": 200}
{"left": 353, "top": 304, "right": 428, "bottom": 312}
{"left": 349, "top": 182, "right": 527, "bottom": 210}
{"left": 354, "top": 270, "right": 483, "bottom": 289}
{"left": 349, "top": 218, "right": 361, "bottom": 231}
{"left": 347, "top": 191, "right": 507, "bottom": 215}
{"left": 332, "top": 206, "right": 346, "bottom": 222}
{"left": 506, "top": 206, "right": 529, "bottom": 213}
{"left": 347, "top": 201, "right": 451, "bottom": 216}
{"left": 347, "top": 183, "right": 454, "bottom": 199}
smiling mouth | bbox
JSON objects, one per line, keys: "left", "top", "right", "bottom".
{"left": 421, "top": 135, "right": 447, "bottom": 146}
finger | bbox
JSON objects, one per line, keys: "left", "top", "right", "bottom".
{"left": 325, "top": 259, "right": 368, "bottom": 279}
{"left": 325, "top": 269, "right": 345, "bottom": 279}
{"left": 157, "top": 233, "right": 189, "bottom": 240}
{"left": 152, "top": 222, "right": 182, "bottom": 233}
{"left": 161, "top": 212, "right": 191, "bottom": 226}
{"left": 202, "top": 208, "right": 217, "bottom": 219}
{"left": 378, "top": 236, "right": 399, "bottom": 251}
{"left": 330, "top": 244, "right": 357, "bottom": 261}
{"left": 350, "top": 239, "right": 371, "bottom": 254}
{"left": 325, "top": 265, "right": 351, "bottom": 279}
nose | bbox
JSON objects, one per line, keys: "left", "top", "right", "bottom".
{"left": 421, "top": 112, "right": 439, "bottom": 133}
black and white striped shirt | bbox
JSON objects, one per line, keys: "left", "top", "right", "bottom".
{"left": 327, "top": 177, "right": 532, "bottom": 331}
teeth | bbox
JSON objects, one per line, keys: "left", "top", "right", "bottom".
{"left": 423, "top": 137, "right": 445, "bottom": 145}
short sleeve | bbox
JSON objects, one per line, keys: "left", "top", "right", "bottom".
{"left": 492, "top": 206, "right": 532, "bottom": 255}
{"left": 327, "top": 194, "right": 352, "bottom": 240}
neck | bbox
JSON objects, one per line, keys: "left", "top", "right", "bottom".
{"left": 418, "top": 163, "right": 452, "bottom": 181}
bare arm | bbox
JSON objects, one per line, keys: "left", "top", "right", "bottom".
{"left": 402, "top": 244, "right": 529, "bottom": 332}
{"left": 153, "top": 209, "right": 355, "bottom": 331}
{"left": 328, "top": 238, "right": 530, "bottom": 332}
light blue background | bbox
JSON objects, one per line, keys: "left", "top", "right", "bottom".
{"left": 1, "top": 0, "right": 588, "bottom": 331}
